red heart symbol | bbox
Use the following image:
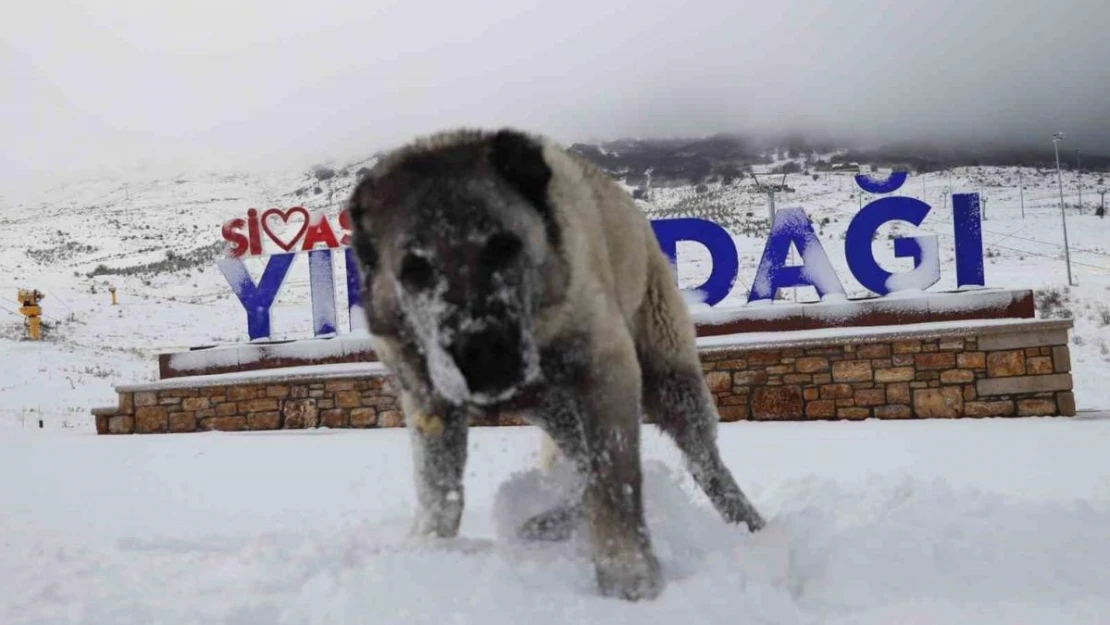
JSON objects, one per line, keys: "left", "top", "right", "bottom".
{"left": 261, "top": 207, "right": 310, "bottom": 252}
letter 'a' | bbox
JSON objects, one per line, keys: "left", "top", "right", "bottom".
{"left": 748, "top": 208, "right": 846, "bottom": 303}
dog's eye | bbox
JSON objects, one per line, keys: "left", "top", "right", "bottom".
{"left": 400, "top": 254, "right": 435, "bottom": 290}
{"left": 482, "top": 233, "right": 522, "bottom": 270}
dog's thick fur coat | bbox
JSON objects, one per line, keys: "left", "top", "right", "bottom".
{"left": 346, "top": 128, "right": 764, "bottom": 601}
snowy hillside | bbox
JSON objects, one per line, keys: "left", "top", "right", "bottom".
{"left": 2, "top": 151, "right": 1110, "bottom": 428}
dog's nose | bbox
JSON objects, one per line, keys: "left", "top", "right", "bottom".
{"left": 451, "top": 325, "right": 524, "bottom": 396}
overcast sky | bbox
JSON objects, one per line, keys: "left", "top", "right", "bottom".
{"left": 3, "top": 0, "right": 1109, "bottom": 190}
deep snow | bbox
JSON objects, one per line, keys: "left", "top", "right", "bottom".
{"left": 3, "top": 418, "right": 1109, "bottom": 624}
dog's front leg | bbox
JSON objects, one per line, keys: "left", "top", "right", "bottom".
{"left": 403, "top": 392, "right": 469, "bottom": 538}
{"left": 534, "top": 335, "right": 663, "bottom": 601}
{"left": 579, "top": 368, "right": 662, "bottom": 602}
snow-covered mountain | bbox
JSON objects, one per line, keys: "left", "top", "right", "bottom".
{"left": 3, "top": 139, "right": 1110, "bottom": 428}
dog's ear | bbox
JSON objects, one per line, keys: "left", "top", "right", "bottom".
{"left": 346, "top": 175, "right": 372, "bottom": 222}
{"left": 352, "top": 230, "right": 378, "bottom": 274}
{"left": 345, "top": 178, "right": 379, "bottom": 272}
{"left": 489, "top": 129, "right": 553, "bottom": 214}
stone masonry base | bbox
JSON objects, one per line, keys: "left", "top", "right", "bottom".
{"left": 93, "top": 318, "right": 1076, "bottom": 434}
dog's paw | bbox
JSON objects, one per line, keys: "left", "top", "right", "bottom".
{"left": 517, "top": 503, "right": 581, "bottom": 542}
{"left": 410, "top": 503, "right": 463, "bottom": 539}
{"left": 595, "top": 547, "right": 663, "bottom": 601}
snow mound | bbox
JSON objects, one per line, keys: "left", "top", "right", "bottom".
{"left": 7, "top": 460, "right": 1108, "bottom": 625}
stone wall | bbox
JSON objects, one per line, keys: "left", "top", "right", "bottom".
{"left": 699, "top": 320, "right": 1075, "bottom": 421}
{"left": 93, "top": 361, "right": 537, "bottom": 434}
{"left": 96, "top": 374, "right": 402, "bottom": 435}
{"left": 94, "top": 319, "right": 1076, "bottom": 434}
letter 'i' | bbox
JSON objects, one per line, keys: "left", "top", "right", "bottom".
{"left": 952, "top": 193, "right": 985, "bottom": 289}
{"left": 247, "top": 209, "right": 263, "bottom": 256}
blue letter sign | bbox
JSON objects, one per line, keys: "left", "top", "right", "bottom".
{"left": 219, "top": 173, "right": 986, "bottom": 339}
{"left": 844, "top": 197, "right": 941, "bottom": 296}
{"left": 217, "top": 253, "right": 296, "bottom": 341}
{"left": 952, "top": 193, "right": 985, "bottom": 289}
{"left": 650, "top": 218, "right": 738, "bottom": 306}
{"left": 748, "top": 208, "right": 846, "bottom": 303}
{"left": 307, "top": 249, "right": 338, "bottom": 336}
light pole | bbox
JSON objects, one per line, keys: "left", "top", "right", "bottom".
{"left": 1053, "top": 132, "right": 1076, "bottom": 286}
{"left": 1018, "top": 165, "right": 1025, "bottom": 219}
{"left": 768, "top": 185, "right": 776, "bottom": 222}
{"left": 1077, "top": 149, "right": 1083, "bottom": 211}
{"left": 752, "top": 172, "right": 778, "bottom": 223}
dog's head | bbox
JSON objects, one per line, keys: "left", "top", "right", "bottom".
{"left": 346, "top": 129, "right": 566, "bottom": 407}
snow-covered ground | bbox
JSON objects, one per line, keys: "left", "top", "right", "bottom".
{"left": 2, "top": 156, "right": 1109, "bottom": 623}
{"left": 3, "top": 418, "right": 1109, "bottom": 624}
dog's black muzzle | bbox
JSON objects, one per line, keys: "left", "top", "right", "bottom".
{"left": 450, "top": 324, "right": 525, "bottom": 398}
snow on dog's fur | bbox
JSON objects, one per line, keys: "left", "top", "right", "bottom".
{"left": 345, "top": 128, "right": 764, "bottom": 601}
